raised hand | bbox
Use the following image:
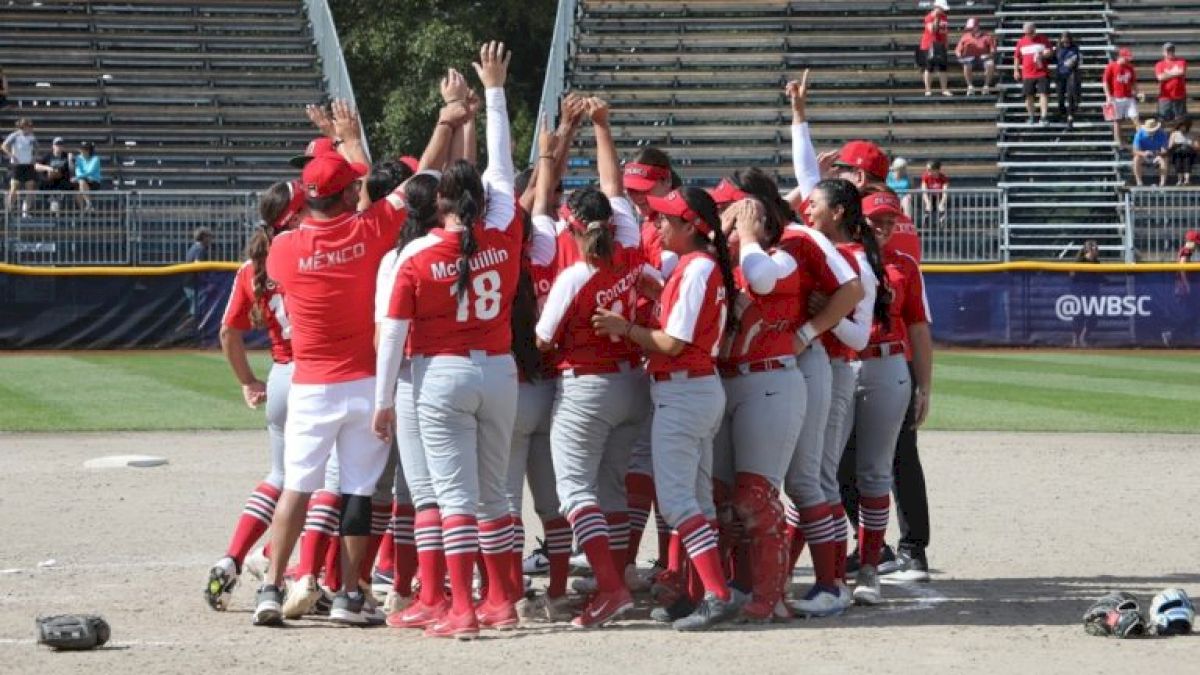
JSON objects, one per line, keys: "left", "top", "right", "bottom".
{"left": 587, "top": 96, "right": 610, "bottom": 127}
{"left": 305, "top": 104, "right": 336, "bottom": 138}
{"left": 440, "top": 68, "right": 469, "bottom": 104}
{"left": 472, "top": 40, "right": 511, "bottom": 89}
{"left": 330, "top": 99, "right": 361, "bottom": 142}
{"left": 785, "top": 69, "right": 811, "bottom": 114}
{"left": 438, "top": 101, "right": 472, "bottom": 128}
{"left": 538, "top": 113, "right": 556, "bottom": 158}
{"left": 561, "top": 92, "right": 588, "bottom": 129}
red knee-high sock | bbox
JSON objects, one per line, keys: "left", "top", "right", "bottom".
{"left": 858, "top": 494, "right": 890, "bottom": 568}
{"left": 829, "top": 502, "right": 849, "bottom": 582}
{"left": 441, "top": 514, "right": 479, "bottom": 614}
{"left": 324, "top": 535, "right": 342, "bottom": 591}
{"left": 414, "top": 507, "right": 445, "bottom": 607}
{"left": 359, "top": 499, "right": 392, "bottom": 583}
{"left": 542, "top": 516, "right": 572, "bottom": 598}
{"left": 796, "top": 503, "right": 839, "bottom": 589}
{"left": 625, "top": 473, "right": 655, "bottom": 566}
{"left": 605, "top": 512, "right": 631, "bottom": 576}
{"left": 655, "top": 507, "right": 671, "bottom": 563}
{"left": 784, "top": 501, "right": 806, "bottom": 577}
{"left": 296, "top": 490, "right": 340, "bottom": 579}
{"left": 389, "top": 503, "right": 415, "bottom": 595}
{"left": 676, "top": 515, "right": 730, "bottom": 602}
{"left": 568, "top": 506, "right": 622, "bottom": 593}
{"left": 376, "top": 502, "right": 397, "bottom": 578}
{"left": 666, "top": 530, "right": 684, "bottom": 576}
{"left": 479, "top": 515, "right": 516, "bottom": 605}
{"left": 225, "top": 482, "right": 281, "bottom": 565}
{"left": 509, "top": 516, "right": 525, "bottom": 598}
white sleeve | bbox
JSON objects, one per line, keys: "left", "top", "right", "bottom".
{"left": 791, "top": 123, "right": 821, "bottom": 200}
{"left": 640, "top": 262, "right": 664, "bottom": 286}
{"left": 738, "top": 242, "right": 779, "bottom": 295}
{"left": 374, "top": 318, "right": 411, "bottom": 408}
{"left": 610, "top": 196, "right": 641, "bottom": 249}
{"left": 663, "top": 258, "right": 714, "bottom": 343}
{"left": 528, "top": 214, "right": 557, "bottom": 267}
{"left": 831, "top": 256, "right": 876, "bottom": 351}
{"left": 660, "top": 250, "right": 679, "bottom": 279}
{"left": 373, "top": 250, "right": 400, "bottom": 323}
{"left": 482, "top": 87, "right": 516, "bottom": 231}
{"left": 535, "top": 264, "right": 587, "bottom": 344}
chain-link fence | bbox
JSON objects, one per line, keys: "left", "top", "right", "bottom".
{"left": 1127, "top": 187, "right": 1200, "bottom": 262}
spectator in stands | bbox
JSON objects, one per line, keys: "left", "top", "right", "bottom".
{"left": 955, "top": 17, "right": 996, "bottom": 96}
{"left": 1014, "top": 22, "right": 1054, "bottom": 126}
{"left": 1169, "top": 118, "right": 1197, "bottom": 185}
{"left": 1132, "top": 117, "right": 1170, "bottom": 187}
{"left": 1070, "top": 240, "right": 1101, "bottom": 348}
{"left": 181, "top": 226, "right": 214, "bottom": 333}
{"left": 2, "top": 118, "right": 38, "bottom": 216}
{"left": 918, "top": 0, "right": 952, "bottom": 97}
{"left": 887, "top": 157, "right": 914, "bottom": 216}
{"left": 1102, "top": 48, "right": 1142, "bottom": 146}
{"left": 72, "top": 141, "right": 102, "bottom": 210}
{"left": 0, "top": 66, "right": 8, "bottom": 107}
{"left": 1155, "top": 42, "right": 1188, "bottom": 124}
{"left": 1055, "top": 32, "right": 1083, "bottom": 130}
{"left": 920, "top": 160, "right": 949, "bottom": 226}
{"left": 36, "top": 137, "right": 74, "bottom": 212}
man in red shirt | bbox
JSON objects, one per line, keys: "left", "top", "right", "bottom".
{"left": 1156, "top": 42, "right": 1188, "bottom": 123}
{"left": 1013, "top": 22, "right": 1054, "bottom": 126}
{"left": 920, "top": 160, "right": 950, "bottom": 227}
{"left": 955, "top": 17, "right": 996, "bottom": 96}
{"left": 1103, "top": 48, "right": 1142, "bottom": 145}
{"left": 919, "top": 0, "right": 951, "bottom": 97}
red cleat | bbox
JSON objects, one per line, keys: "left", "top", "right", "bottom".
{"left": 425, "top": 608, "right": 480, "bottom": 640}
{"left": 475, "top": 599, "right": 518, "bottom": 630}
{"left": 571, "top": 588, "right": 634, "bottom": 629}
{"left": 388, "top": 598, "right": 447, "bottom": 629}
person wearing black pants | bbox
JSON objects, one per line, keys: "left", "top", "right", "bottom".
{"left": 1055, "top": 32, "right": 1082, "bottom": 129}
{"left": 837, "top": 362, "right": 930, "bottom": 581}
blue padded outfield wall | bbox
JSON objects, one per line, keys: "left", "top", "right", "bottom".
{"left": 1, "top": 264, "right": 1198, "bottom": 349}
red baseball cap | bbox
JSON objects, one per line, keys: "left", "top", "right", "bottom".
{"left": 835, "top": 141, "right": 890, "bottom": 181}
{"left": 623, "top": 162, "right": 671, "bottom": 192}
{"left": 1186, "top": 230, "right": 1199, "bottom": 243}
{"left": 398, "top": 155, "right": 420, "bottom": 174}
{"left": 301, "top": 153, "right": 368, "bottom": 198}
{"left": 708, "top": 178, "right": 748, "bottom": 206}
{"left": 862, "top": 191, "right": 905, "bottom": 219}
{"left": 290, "top": 137, "right": 338, "bottom": 168}
{"left": 1118, "top": 47, "right": 1134, "bottom": 61}
{"left": 645, "top": 189, "right": 712, "bottom": 236}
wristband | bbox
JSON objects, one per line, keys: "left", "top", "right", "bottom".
{"left": 539, "top": 154, "right": 556, "bottom": 161}
{"left": 796, "top": 321, "right": 818, "bottom": 347}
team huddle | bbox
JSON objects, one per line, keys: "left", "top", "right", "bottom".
{"left": 206, "top": 42, "right": 933, "bottom": 639}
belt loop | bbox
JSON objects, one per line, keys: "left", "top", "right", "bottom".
{"left": 563, "top": 368, "right": 576, "bottom": 379}
{"left": 737, "top": 362, "right": 751, "bottom": 376}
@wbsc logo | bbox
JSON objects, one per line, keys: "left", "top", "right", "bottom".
{"left": 1055, "top": 295, "right": 1153, "bottom": 322}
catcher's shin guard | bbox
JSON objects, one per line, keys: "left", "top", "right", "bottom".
{"left": 734, "top": 473, "right": 788, "bottom": 615}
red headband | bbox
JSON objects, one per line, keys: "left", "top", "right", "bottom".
{"left": 559, "top": 203, "right": 613, "bottom": 236}
{"left": 271, "top": 180, "right": 307, "bottom": 231}
{"left": 708, "top": 178, "right": 748, "bottom": 206}
{"left": 623, "top": 162, "right": 671, "bottom": 191}
{"left": 646, "top": 190, "right": 712, "bottom": 237}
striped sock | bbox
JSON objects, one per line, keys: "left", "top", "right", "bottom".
{"left": 479, "top": 515, "right": 515, "bottom": 605}
{"left": 655, "top": 508, "right": 671, "bottom": 563}
{"left": 568, "top": 505, "right": 621, "bottom": 593}
{"left": 442, "top": 514, "right": 479, "bottom": 614}
{"left": 677, "top": 515, "right": 730, "bottom": 602}
{"left": 391, "top": 503, "right": 416, "bottom": 595}
{"left": 359, "top": 499, "right": 392, "bottom": 582}
{"left": 414, "top": 507, "right": 445, "bottom": 607}
{"left": 829, "top": 502, "right": 849, "bottom": 582}
{"left": 606, "top": 512, "right": 630, "bottom": 575}
{"left": 225, "top": 481, "right": 280, "bottom": 565}
{"left": 796, "top": 503, "right": 838, "bottom": 587}
{"left": 296, "top": 490, "right": 340, "bottom": 579}
{"left": 625, "top": 473, "right": 655, "bottom": 566}
{"left": 784, "top": 501, "right": 806, "bottom": 575}
{"left": 542, "top": 517, "right": 572, "bottom": 598}
{"left": 858, "top": 494, "right": 890, "bottom": 568}
{"left": 509, "top": 516, "right": 525, "bottom": 599}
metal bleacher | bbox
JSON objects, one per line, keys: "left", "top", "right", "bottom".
{"left": 563, "top": 0, "right": 1001, "bottom": 190}
{"left": 0, "top": 0, "right": 327, "bottom": 191}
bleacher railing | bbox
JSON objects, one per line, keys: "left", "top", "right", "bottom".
{"left": 1127, "top": 187, "right": 1200, "bottom": 262}
{"left": 530, "top": 0, "right": 581, "bottom": 166}
{"left": 305, "top": 0, "right": 371, "bottom": 160}
{"left": 905, "top": 188, "right": 1006, "bottom": 263}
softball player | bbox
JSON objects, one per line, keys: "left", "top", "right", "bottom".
{"left": 205, "top": 180, "right": 305, "bottom": 611}
{"left": 842, "top": 191, "right": 933, "bottom": 606}
{"left": 533, "top": 97, "right": 649, "bottom": 628}
{"left": 374, "top": 41, "right": 524, "bottom": 640}
{"left": 592, "top": 187, "right": 740, "bottom": 632}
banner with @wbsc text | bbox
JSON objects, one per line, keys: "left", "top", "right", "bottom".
{"left": 1, "top": 262, "right": 1199, "bottom": 350}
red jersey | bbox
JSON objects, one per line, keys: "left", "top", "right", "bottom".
{"left": 266, "top": 190, "right": 407, "bottom": 385}
{"left": 646, "top": 251, "right": 728, "bottom": 376}
{"left": 956, "top": 31, "right": 995, "bottom": 59}
{"left": 778, "top": 224, "right": 860, "bottom": 320}
{"left": 640, "top": 219, "right": 663, "bottom": 270}
{"left": 821, "top": 244, "right": 864, "bottom": 361}
{"left": 1156, "top": 58, "right": 1188, "bottom": 100}
{"left": 870, "top": 249, "right": 930, "bottom": 350}
{"left": 223, "top": 259, "right": 293, "bottom": 364}
{"left": 535, "top": 247, "right": 644, "bottom": 372}
{"left": 920, "top": 11, "right": 948, "bottom": 50}
{"left": 1015, "top": 35, "right": 1053, "bottom": 79}
{"left": 720, "top": 249, "right": 802, "bottom": 366}
{"left": 921, "top": 171, "right": 949, "bottom": 192}
{"left": 884, "top": 212, "right": 922, "bottom": 262}
{"left": 1103, "top": 61, "right": 1137, "bottom": 98}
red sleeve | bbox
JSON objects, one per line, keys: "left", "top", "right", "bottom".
{"left": 362, "top": 189, "right": 409, "bottom": 254}
{"left": 900, "top": 258, "right": 930, "bottom": 325}
{"left": 1155, "top": 61, "right": 1166, "bottom": 78}
{"left": 222, "top": 264, "right": 255, "bottom": 330}
{"left": 387, "top": 256, "right": 419, "bottom": 320}
{"left": 1102, "top": 63, "right": 1114, "bottom": 88}
{"left": 265, "top": 234, "right": 292, "bottom": 294}
{"left": 798, "top": 237, "right": 845, "bottom": 295}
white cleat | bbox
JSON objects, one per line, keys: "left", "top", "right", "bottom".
{"left": 243, "top": 546, "right": 269, "bottom": 583}
{"left": 852, "top": 565, "right": 882, "bottom": 606}
{"left": 281, "top": 574, "right": 321, "bottom": 619}
{"left": 204, "top": 556, "right": 238, "bottom": 611}
{"left": 383, "top": 590, "right": 413, "bottom": 616}
{"left": 789, "top": 585, "right": 847, "bottom": 618}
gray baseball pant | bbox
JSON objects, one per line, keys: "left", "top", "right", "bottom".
{"left": 550, "top": 365, "right": 650, "bottom": 516}
{"left": 507, "top": 378, "right": 560, "bottom": 520}
{"left": 713, "top": 363, "right": 806, "bottom": 487}
{"left": 784, "top": 341, "right": 833, "bottom": 508}
{"left": 412, "top": 353, "right": 518, "bottom": 521}
{"left": 820, "top": 358, "right": 858, "bottom": 503}
{"left": 848, "top": 354, "right": 911, "bottom": 497}
{"left": 393, "top": 363, "right": 429, "bottom": 507}
{"left": 650, "top": 374, "right": 725, "bottom": 526}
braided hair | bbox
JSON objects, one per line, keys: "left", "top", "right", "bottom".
{"left": 821, "top": 179, "right": 891, "bottom": 330}
{"left": 564, "top": 187, "right": 616, "bottom": 265}
{"left": 680, "top": 187, "right": 739, "bottom": 335}
{"left": 437, "top": 160, "right": 484, "bottom": 300}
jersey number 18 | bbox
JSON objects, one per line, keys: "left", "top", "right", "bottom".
{"left": 453, "top": 269, "right": 502, "bottom": 323}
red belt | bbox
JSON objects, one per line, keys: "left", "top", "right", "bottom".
{"left": 416, "top": 349, "right": 509, "bottom": 359}
{"left": 718, "top": 358, "right": 793, "bottom": 378}
{"left": 651, "top": 368, "right": 716, "bottom": 382}
{"left": 859, "top": 341, "right": 906, "bottom": 360}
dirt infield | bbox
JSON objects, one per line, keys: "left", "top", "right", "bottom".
{"left": 1, "top": 431, "right": 1197, "bottom": 674}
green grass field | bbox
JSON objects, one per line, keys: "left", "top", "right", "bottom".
{"left": 0, "top": 350, "right": 1196, "bottom": 433}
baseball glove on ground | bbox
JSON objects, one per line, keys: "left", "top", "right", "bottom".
{"left": 1083, "top": 592, "right": 1146, "bottom": 638}
{"left": 35, "top": 614, "right": 111, "bottom": 651}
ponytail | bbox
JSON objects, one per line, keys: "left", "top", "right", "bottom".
{"left": 244, "top": 225, "right": 273, "bottom": 328}
{"left": 565, "top": 188, "right": 616, "bottom": 266}
{"left": 454, "top": 193, "right": 481, "bottom": 300}
{"left": 400, "top": 173, "right": 439, "bottom": 252}
{"left": 681, "top": 186, "right": 739, "bottom": 335}
{"left": 843, "top": 181, "right": 893, "bottom": 331}
{"left": 437, "top": 160, "right": 486, "bottom": 300}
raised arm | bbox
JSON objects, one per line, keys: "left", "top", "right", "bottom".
{"left": 440, "top": 69, "right": 470, "bottom": 168}
{"left": 528, "top": 116, "right": 559, "bottom": 267}
{"left": 475, "top": 41, "right": 515, "bottom": 199}
{"left": 588, "top": 97, "right": 624, "bottom": 200}
{"left": 328, "top": 100, "right": 371, "bottom": 210}
{"left": 785, "top": 71, "right": 822, "bottom": 206}
{"left": 420, "top": 102, "right": 471, "bottom": 172}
